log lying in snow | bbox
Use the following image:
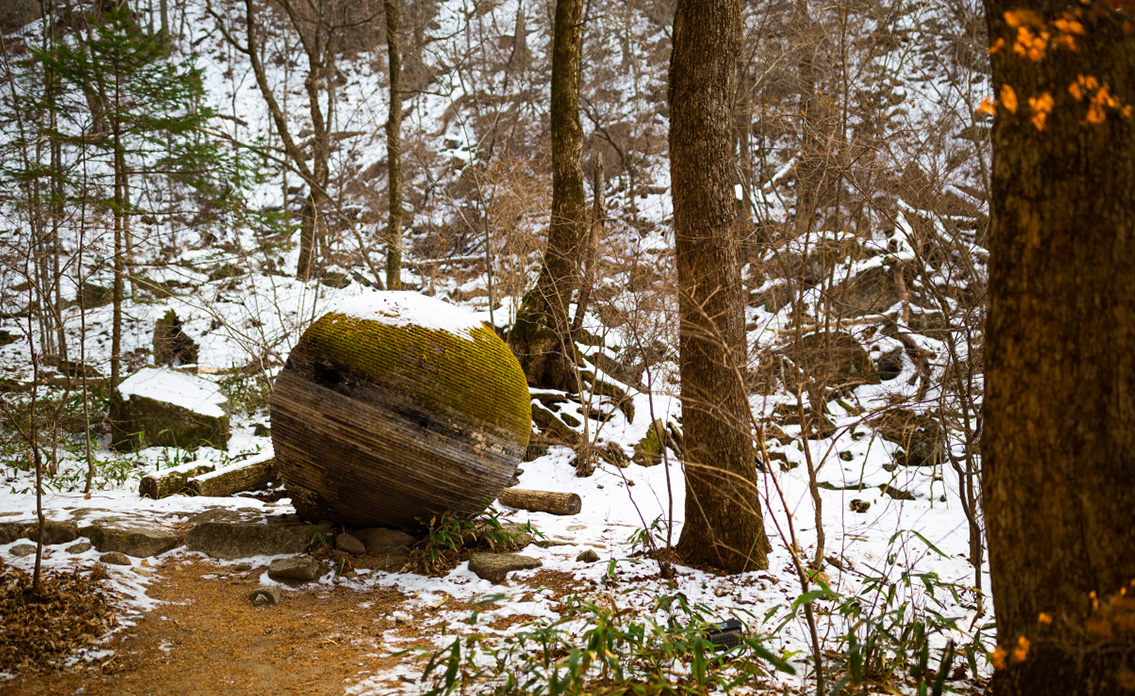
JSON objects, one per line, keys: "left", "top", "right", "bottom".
{"left": 497, "top": 488, "right": 582, "bottom": 516}
{"left": 140, "top": 462, "right": 216, "bottom": 499}
{"left": 186, "top": 456, "right": 276, "bottom": 497}
{"left": 139, "top": 454, "right": 275, "bottom": 499}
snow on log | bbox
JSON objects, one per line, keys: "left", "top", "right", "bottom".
{"left": 270, "top": 292, "right": 532, "bottom": 530}
{"left": 186, "top": 455, "right": 277, "bottom": 497}
{"left": 139, "top": 460, "right": 216, "bottom": 499}
{"left": 497, "top": 488, "right": 582, "bottom": 515}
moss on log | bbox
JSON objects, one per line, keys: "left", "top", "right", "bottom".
{"left": 271, "top": 293, "right": 531, "bottom": 529}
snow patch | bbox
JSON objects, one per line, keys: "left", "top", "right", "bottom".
{"left": 333, "top": 291, "right": 487, "bottom": 341}
{"left": 117, "top": 368, "right": 227, "bottom": 419}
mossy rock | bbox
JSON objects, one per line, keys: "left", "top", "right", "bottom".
{"left": 110, "top": 368, "right": 229, "bottom": 451}
{"left": 632, "top": 419, "right": 682, "bottom": 467}
{"left": 271, "top": 292, "right": 531, "bottom": 530}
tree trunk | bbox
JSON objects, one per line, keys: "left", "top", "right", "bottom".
{"left": 982, "top": 9, "right": 1135, "bottom": 695}
{"left": 669, "top": 0, "right": 770, "bottom": 572}
{"left": 507, "top": 0, "right": 586, "bottom": 392}
{"left": 384, "top": 0, "right": 403, "bottom": 291}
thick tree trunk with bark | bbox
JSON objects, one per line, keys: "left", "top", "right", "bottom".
{"left": 669, "top": 0, "right": 770, "bottom": 573}
{"left": 384, "top": 0, "right": 403, "bottom": 291}
{"left": 507, "top": 0, "right": 586, "bottom": 391}
{"left": 983, "top": 8, "right": 1135, "bottom": 694}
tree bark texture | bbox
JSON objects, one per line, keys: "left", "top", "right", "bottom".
{"left": 669, "top": 0, "right": 770, "bottom": 572}
{"left": 384, "top": 0, "right": 404, "bottom": 291}
{"left": 983, "top": 8, "right": 1135, "bottom": 694}
{"left": 507, "top": 0, "right": 586, "bottom": 391}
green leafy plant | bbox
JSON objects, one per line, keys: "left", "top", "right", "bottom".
{"left": 407, "top": 508, "right": 541, "bottom": 576}
{"left": 412, "top": 591, "right": 795, "bottom": 696}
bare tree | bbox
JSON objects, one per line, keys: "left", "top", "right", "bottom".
{"left": 669, "top": 0, "right": 771, "bottom": 572}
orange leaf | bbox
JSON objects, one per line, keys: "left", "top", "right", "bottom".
{"left": 1001, "top": 84, "right": 1019, "bottom": 113}
{"left": 1030, "top": 92, "right": 1054, "bottom": 130}
{"left": 977, "top": 96, "right": 996, "bottom": 116}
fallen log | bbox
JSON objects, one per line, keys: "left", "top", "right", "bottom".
{"left": 140, "top": 462, "right": 216, "bottom": 499}
{"left": 186, "top": 456, "right": 276, "bottom": 497}
{"left": 497, "top": 488, "right": 582, "bottom": 516}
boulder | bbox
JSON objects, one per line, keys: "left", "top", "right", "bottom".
{"left": 101, "top": 551, "right": 131, "bottom": 565}
{"left": 271, "top": 292, "right": 531, "bottom": 530}
{"left": 870, "top": 409, "right": 946, "bottom": 468}
{"left": 110, "top": 368, "right": 229, "bottom": 450}
{"left": 335, "top": 532, "right": 366, "bottom": 555}
{"left": 1, "top": 0, "right": 44, "bottom": 35}
{"left": 9, "top": 543, "right": 37, "bottom": 557}
{"left": 268, "top": 556, "right": 323, "bottom": 583}
{"left": 781, "top": 330, "right": 879, "bottom": 393}
{"left": 632, "top": 420, "right": 682, "bottom": 467}
{"left": 355, "top": 527, "right": 415, "bottom": 555}
{"left": 22, "top": 520, "right": 80, "bottom": 545}
{"left": 184, "top": 522, "right": 332, "bottom": 560}
{"left": 82, "top": 525, "right": 181, "bottom": 557}
{"left": 467, "top": 553, "right": 542, "bottom": 583}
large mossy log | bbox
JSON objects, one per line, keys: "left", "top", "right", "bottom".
{"left": 271, "top": 292, "right": 532, "bottom": 530}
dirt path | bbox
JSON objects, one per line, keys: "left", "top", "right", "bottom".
{"left": 4, "top": 558, "right": 446, "bottom": 696}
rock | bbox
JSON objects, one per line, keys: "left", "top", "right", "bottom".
{"left": 152, "top": 309, "right": 198, "bottom": 367}
{"left": 750, "top": 281, "right": 794, "bottom": 314}
{"left": 9, "top": 543, "right": 37, "bottom": 557}
{"left": 0, "top": 329, "right": 16, "bottom": 347}
{"left": 249, "top": 586, "right": 282, "bottom": 606}
{"left": 321, "top": 270, "right": 351, "bottom": 288}
{"left": 66, "top": 542, "right": 93, "bottom": 554}
{"left": 335, "top": 532, "right": 366, "bottom": 555}
{"left": 576, "top": 549, "right": 600, "bottom": 563}
{"left": 870, "top": 409, "right": 946, "bottom": 468}
{"left": 829, "top": 265, "right": 903, "bottom": 317}
{"left": 185, "top": 522, "right": 332, "bottom": 560}
{"left": 268, "top": 556, "right": 323, "bottom": 583}
{"left": 271, "top": 293, "right": 531, "bottom": 529}
{"left": 0, "top": 0, "right": 45, "bottom": 35}
{"left": 770, "top": 403, "right": 836, "bottom": 439}
{"left": 355, "top": 527, "right": 415, "bottom": 555}
{"left": 632, "top": 420, "right": 682, "bottom": 466}
{"left": 849, "top": 499, "right": 871, "bottom": 513}
{"left": 110, "top": 368, "right": 230, "bottom": 451}
{"left": 467, "top": 553, "right": 542, "bottom": 583}
{"left": 879, "top": 484, "right": 916, "bottom": 501}
{"left": 252, "top": 422, "right": 270, "bottom": 437}
{"left": 531, "top": 403, "right": 580, "bottom": 446}
{"left": 875, "top": 346, "right": 904, "bottom": 381}
{"left": 21, "top": 520, "right": 79, "bottom": 545}
{"left": 83, "top": 525, "right": 180, "bottom": 557}
{"left": 101, "top": 551, "right": 132, "bottom": 565}
{"left": 781, "top": 331, "right": 879, "bottom": 393}
{"left": 78, "top": 282, "right": 112, "bottom": 309}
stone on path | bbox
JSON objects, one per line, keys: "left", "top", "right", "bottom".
{"left": 467, "top": 553, "right": 542, "bottom": 583}
{"left": 268, "top": 556, "right": 323, "bottom": 583}
{"left": 185, "top": 522, "right": 331, "bottom": 560}
{"left": 83, "top": 525, "right": 180, "bottom": 557}
{"left": 249, "top": 586, "right": 282, "bottom": 606}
